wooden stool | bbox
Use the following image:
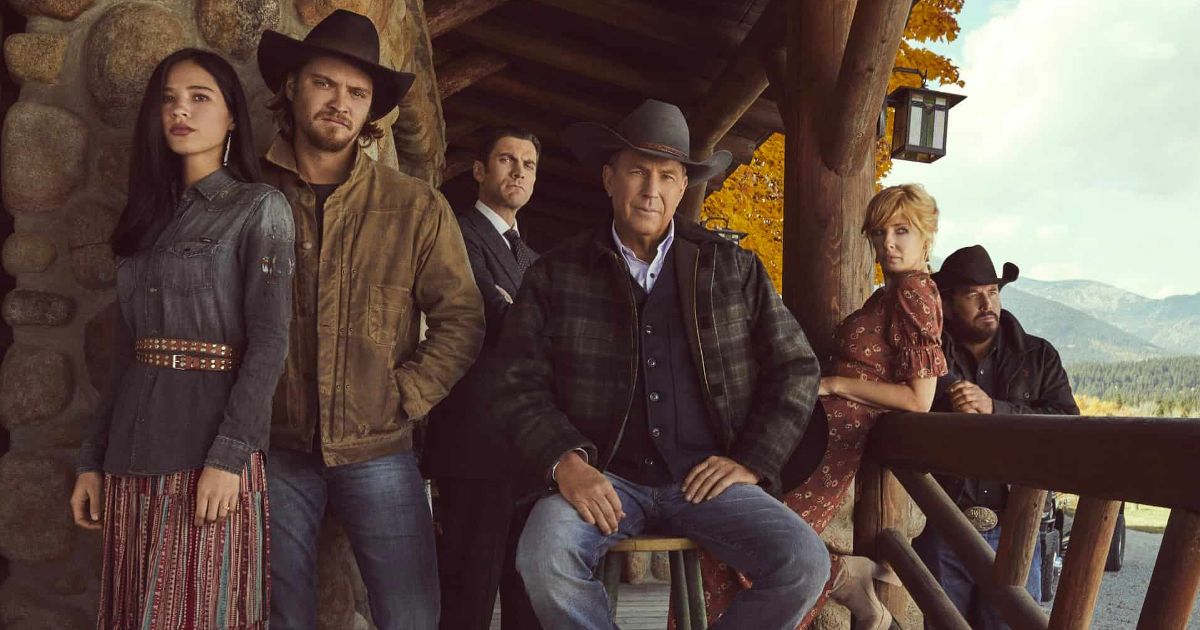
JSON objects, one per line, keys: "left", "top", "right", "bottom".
{"left": 597, "top": 535, "right": 708, "bottom": 630}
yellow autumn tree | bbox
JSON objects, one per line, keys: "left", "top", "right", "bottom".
{"left": 704, "top": 1, "right": 963, "bottom": 290}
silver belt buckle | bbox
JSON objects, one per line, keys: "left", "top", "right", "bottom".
{"left": 170, "top": 354, "right": 187, "bottom": 370}
{"left": 963, "top": 506, "right": 999, "bottom": 532}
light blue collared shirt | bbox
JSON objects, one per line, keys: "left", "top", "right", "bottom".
{"left": 475, "top": 200, "right": 518, "bottom": 249}
{"left": 612, "top": 220, "right": 675, "bottom": 292}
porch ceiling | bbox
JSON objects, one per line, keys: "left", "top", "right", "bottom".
{"left": 424, "top": 0, "right": 785, "bottom": 241}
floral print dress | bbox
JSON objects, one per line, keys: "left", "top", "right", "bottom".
{"left": 696, "top": 271, "right": 948, "bottom": 628}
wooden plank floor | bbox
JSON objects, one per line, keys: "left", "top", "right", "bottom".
{"left": 490, "top": 582, "right": 672, "bottom": 629}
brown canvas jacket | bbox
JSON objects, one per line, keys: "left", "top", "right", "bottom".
{"left": 262, "top": 136, "right": 485, "bottom": 466}
{"left": 493, "top": 220, "right": 821, "bottom": 494}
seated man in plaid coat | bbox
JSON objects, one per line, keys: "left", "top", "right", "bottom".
{"left": 491, "top": 99, "right": 830, "bottom": 630}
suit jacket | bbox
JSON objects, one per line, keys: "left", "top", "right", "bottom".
{"left": 424, "top": 206, "right": 538, "bottom": 479}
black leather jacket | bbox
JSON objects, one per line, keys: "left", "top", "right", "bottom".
{"left": 933, "top": 310, "right": 1079, "bottom": 510}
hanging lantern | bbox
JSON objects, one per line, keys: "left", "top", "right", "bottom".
{"left": 887, "top": 81, "right": 966, "bottom": 163}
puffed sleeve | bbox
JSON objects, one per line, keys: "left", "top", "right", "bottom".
{"left": 889, "top": 272, "right": 948, "bottom": 381}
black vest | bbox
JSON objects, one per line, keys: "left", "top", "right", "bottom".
{"left": 608, "top": 247, "right": 721, "bottom": 486}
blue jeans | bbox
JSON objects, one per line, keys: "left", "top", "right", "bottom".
{"left": 913, "top": 524, "right": 1042, "bottom": 629}
{"left": 267, "top": 448, "right": 439, "bottom": 629}
{"left": 517, "top": 473, "right": 830, "bottom": 630}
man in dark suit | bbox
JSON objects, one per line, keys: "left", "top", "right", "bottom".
{"left": 425, "top": 127, "right": 542, "bottom": 630}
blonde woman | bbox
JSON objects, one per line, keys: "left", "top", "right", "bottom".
{"left": 699, "top": 184, "right": 948, "bottom": 630}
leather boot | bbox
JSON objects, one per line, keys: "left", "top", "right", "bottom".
{"left": 829, "top": 555, "right": 902, "bottom": 630}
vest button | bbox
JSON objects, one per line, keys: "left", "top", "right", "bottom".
{"left": 646, "top": 357, "right": 658, "bottom": 368}
{"left": 643, "top": 324, "right": 654, "bottom": 335}
{"left": 649, "top": 392, "right": 661, "bottom": 402}
{"left": 650, "top": 427, "right": 662, "bottom": 438}
{"left": 301, "top": 241, "right": 314, "bottom": 251}
{"left": 643, "top": 457, "right": 655, "bottom": 466}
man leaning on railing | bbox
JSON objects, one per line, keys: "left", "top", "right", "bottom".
{"left": 913, "top": 244, "right": 1080, "bottom": 629}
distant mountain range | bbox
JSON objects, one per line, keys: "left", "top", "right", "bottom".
{"left": 993, "top": 278, "right": 1200, "bottom": 364}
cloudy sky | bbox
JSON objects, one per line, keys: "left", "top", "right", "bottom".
{"left": 884, "top": 0, "right": 1200, "bottom": 298}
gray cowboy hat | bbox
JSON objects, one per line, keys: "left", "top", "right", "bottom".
{"left": 932, "top": 244, "right": 1020, "bottom": 291}
{"left": 564, "top": 99, "right": 733, "bottom": 186}
{"left": 257, "top": 9, "right": 414, "bottom": 122}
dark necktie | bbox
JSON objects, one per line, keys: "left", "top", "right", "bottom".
{"left": 503, "top": 228, "right": 533, "bottom": 275}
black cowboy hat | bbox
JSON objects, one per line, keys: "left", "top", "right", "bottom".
{"left": 564, "top": 99, "right": 733, "bottom": 186}
{"left": 932, "top": 244, "right": 1020, "bottom": 291}
{"left": 257, "top": 10, "right": 414, "bottom": 122}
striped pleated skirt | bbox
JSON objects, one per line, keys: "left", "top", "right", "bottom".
{"left": 96, "top": 453, "right": 270, "bottom": 630}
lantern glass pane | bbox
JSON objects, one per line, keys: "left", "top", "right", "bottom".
{"left": 933, "top": 109, "right": 946, "bottom": 150}
{"left": 936, "top": 96, "right": 947, "bottom": 106}
{"left": 908, "top": 104, "right": 924, "bottom": 146}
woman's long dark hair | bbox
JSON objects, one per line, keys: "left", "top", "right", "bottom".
{"left": 111, "top": 48, "right": 262, "bottom": 257}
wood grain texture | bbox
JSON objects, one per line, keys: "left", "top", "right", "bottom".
{"left": 1048, "top": 497, "right": 1120, "bottom": 630}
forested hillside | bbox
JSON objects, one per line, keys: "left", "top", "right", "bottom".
{"left": 1069, "top": 356, "right": 1200, "bottom": 415}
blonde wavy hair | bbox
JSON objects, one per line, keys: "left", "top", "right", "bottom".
{"left": 861, "top": 183, "right": 939, "bottom": 261}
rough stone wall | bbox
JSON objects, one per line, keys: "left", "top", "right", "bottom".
{"left": 0, "top": 0, "right": 442, "bottom": 626}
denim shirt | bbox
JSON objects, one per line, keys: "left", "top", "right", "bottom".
{"left": 78, "top": 168, "right": 296, "bottom": 476}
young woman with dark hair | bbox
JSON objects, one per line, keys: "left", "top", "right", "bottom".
{"left": 70, "top": 48, "right": 295, "bottom": 629}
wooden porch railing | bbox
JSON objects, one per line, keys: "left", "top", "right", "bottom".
{"left": 859, "top": 412, "right": 1200, "bottom": 630}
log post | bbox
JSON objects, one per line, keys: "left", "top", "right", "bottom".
{"left": 1138, "top": 509, "right": 1200, "bottom": 629}
{"left": 1048, "top": 497, "right": 1120, "bottom": 630}
{"left": 993, "top": 486, "right": 1048, "bottom": 588}
{"left": 782, "top": 0, "right": 910, "bottom": 621}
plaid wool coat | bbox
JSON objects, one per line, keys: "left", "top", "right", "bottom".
{"left": 492, "top": 220, "right": 821, "bottom": 494}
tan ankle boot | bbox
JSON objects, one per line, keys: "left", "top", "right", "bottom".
{"left": 829, "top": 555, "right": 901, "bottom": 630}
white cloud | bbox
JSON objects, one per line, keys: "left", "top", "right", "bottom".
{"left": 888, "top": 0, "right": 1200, "bottom": 298}
{"left": 1028, "top": 261, "right": 1086, "bottom": 281}
{"left": 1036, "top": 224, "right": 1068, "bottom": 240}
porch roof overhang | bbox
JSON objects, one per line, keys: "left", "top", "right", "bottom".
{"left": 425, "top": 0, "right": 786, "bottom": 239}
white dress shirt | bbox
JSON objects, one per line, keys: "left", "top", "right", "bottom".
{"left": 612, "top": 220, "right": 675, "bottom": 292}
{"left": 475, "top": 200, "right": 518, "bottom": 249}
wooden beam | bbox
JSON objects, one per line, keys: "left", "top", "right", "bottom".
{"left": 761, "top": 46, "right": 790, "bottom": 124}
{"left": 714, "top": 134, "right": 758, "bottom": 168}
{"left": 993, "top": 487, "right": 1047, "bottom": 590}
{"left": 436, "top": 51, "right": 509, "bottom": 99}
{"left": 821, "top": 0, "right": 910, "bottom": 175}
{"left": 445, "top": 119, "right": 482, "bottom": 144}
{"left": 443, "top": 96, "right": 565, "bottom": 147}
{"left": 868, "top": 413, "right": 1200, "bottom": 512}
{"left": 529, "top": 178, "right": 607, "bottom": 207}
{"left": 878, "top": 529, "right": 972, "bottom": 630}
{"left": 1048, "top": 498, "right": 1120, "bottom": 630}
{"left": 528, "top": 0, "right": 747, "bottom": 56}
{"left": 689, "top": 0, "right": 783, "bottom": 154}
{"left": 443, "top": 148, "right": 476, "bottom": 181}
{"left": 893, "top": 470, "right": 1051, "bottom": 629}
{"left": 1138, "top": 509, "right": 1200, "bottom": 629}
{"left": 426, "top": 0, "right": 511, "bottom": 38}
{"left": 739, "top": 98, "right": 785, "bottom": 136}
{"left": 474, "top": 74, "right": 623, "bottom": 126}
{"left": 456, "top": 18, "right": 711, "bottom": 101}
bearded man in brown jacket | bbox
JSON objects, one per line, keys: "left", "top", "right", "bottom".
{"left": 255, "top": 11, "right": 484, "bottom": 629}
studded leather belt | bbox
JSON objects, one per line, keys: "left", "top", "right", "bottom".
{"left": 135, "top": 337, "right": 239, "bottom": 372}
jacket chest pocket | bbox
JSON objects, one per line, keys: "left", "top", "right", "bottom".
{"left": 368, "top": 284, "right": 412, "bottom": 346}
{"left": 162, "top": 240, "right": 217, "bottom": 294}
